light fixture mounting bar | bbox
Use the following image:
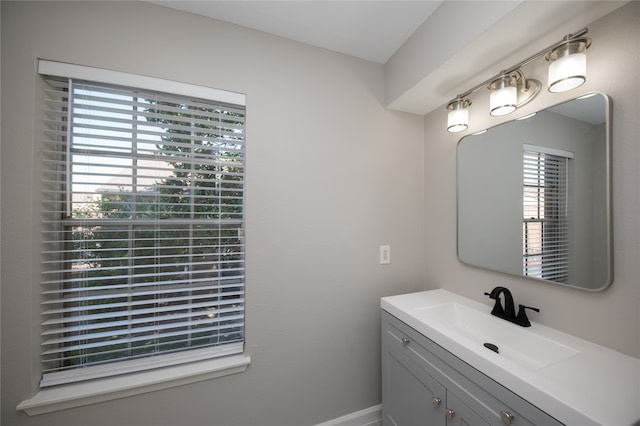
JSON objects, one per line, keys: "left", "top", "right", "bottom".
{"left": 448, "top": 27, "right": 589, "bottom": 104}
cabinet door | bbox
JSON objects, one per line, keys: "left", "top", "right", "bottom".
{"left": 382, "top": 312, "right": 564, "bottom": 426}
{"left": 383, "top": 346, "right": 446, "bottom": 426}
{"left": 446, "top": 392, "right": 490, "bottom": 426}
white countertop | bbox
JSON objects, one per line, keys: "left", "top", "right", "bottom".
{"left": 381, "top": 289, "right": 640, "bottom": 426}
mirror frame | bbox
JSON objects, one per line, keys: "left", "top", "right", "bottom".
{"left": 456, "top": 92, "right": 613, "bottom": 291}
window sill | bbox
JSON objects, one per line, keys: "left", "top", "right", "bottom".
{"left": 17, "top": 354, "right": 251, "bottom": 416}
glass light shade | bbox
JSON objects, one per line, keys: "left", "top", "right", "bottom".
{"left": 490, "top": 85, "right": 517, "bottom": 116}
{"left": 548, "top": 51, "right": 586, "bottom": 92}
{"left": 447, "top": 107, "right": 469, "bottom": 132}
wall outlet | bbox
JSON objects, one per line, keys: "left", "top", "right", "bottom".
{"left": 379, "top": 245, "right": 391, "bottom": 264}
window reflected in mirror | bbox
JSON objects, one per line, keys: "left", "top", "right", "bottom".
{"left": 457, "top": 93, "right": 612, "bottom": 291}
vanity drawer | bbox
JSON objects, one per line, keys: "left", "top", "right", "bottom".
{"left": 383, "top": 311, "right": 563, "bottom": 426}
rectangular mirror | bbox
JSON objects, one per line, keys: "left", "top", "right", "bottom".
{"left": 457, "top": 93, "right": 612, "bottom": 290}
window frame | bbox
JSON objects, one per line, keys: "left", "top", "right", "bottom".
{"left": 522, "top": 144, "right": 573, "bottom": 283}
{"left": 18, "top": 60, "right": 250, "bottom": 415}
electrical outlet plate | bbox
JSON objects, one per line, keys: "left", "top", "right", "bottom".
{"left": 379, "top": 245, "right": 391, "bottom": 264}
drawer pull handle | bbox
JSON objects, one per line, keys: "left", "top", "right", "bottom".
{"left": 432, "top": 396, "right": 442, "bottom": 407}
{"left": 401, "top": 337, "right": 410, "bottom": 345}
{"left": 446, "top": 408, "right": 455, "bottom": 419}
{"left": 500, "top": 411, "right": 515, "bottom": 425}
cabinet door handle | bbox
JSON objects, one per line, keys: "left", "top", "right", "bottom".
{"left": 401, "top": 337, "right": 410, "bottom": 345}
{"left": 432, "top": 396, "right": 442, "bottom": 407}
{"left": 500, "top": 411, "right": 515, "bottom": 425}
{"left": 446, "top": 408, "right": 455, "bottom": 419}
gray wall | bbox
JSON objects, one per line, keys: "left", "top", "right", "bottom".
{"left": 424, "top": 2, "right": 640, "bottom": 357}
{"left": 1, "top": 2, "right": 424, "bottom": 425}
{"left": 2, "top": 2, "right": 639, "bottom": 426}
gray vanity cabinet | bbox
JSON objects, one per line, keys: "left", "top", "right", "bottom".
{"left": 382, "top": 311, "right": 564, "bottom": 426}
{"left": 446, "top": 392, "right": 491, "bottom": 426}
{"left": 385, "top": 340, "right": 446, "bottom": 425}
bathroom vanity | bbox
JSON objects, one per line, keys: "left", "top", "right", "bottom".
{"left": 381, "top": 289, "right": 640, "bottom": 426}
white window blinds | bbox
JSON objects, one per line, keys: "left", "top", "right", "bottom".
{"left": 39, "top": 64, "right": 246, "bottom": 386}
{"left": 523, "top": 145, "right": 572, "bottom": 283}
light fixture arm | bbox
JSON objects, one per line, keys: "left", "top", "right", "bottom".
{"left": 447, "top": 28, "right": 589, "bottom": 104}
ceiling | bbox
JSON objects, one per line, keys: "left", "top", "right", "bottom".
{"left": 148, "top": 1, "right": 626, "bottom": 115}
{"left": 148, "top": 1, "right": 443, "bottom": 64}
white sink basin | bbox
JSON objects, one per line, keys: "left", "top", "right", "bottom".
{"left": 381, "top": 289, "right": 640, "bottom": 426}
{"left": 416, "top": 302, "right": 579, "bottom": 370}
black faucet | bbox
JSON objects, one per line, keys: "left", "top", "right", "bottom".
{"left": 484, "top": 287, "right": 539, "bottom": 327}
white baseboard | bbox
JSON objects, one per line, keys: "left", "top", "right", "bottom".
{"left": 315, "top": 405, "right": 382, "bottom": 426}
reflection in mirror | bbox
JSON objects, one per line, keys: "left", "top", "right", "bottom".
{"left": 457, "top": 93, "right": 612, "bottom": 290}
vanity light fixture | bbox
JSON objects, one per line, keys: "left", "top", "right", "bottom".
{"left": 546, "top": 36, "right": 591, "bottom": 93}
{"left": 447, "top": 97, "right": 471, "bottom": 132}
{"left": 489, "top": 74, "right": 517, "bottom": 116}
{"left": 488, "top": 70, "right": 540, "bottom": 116}
{"left": 445, "top": 28, "right": 591, "bottom": 133}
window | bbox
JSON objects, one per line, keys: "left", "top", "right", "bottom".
{"left": 523, "top": 145, "right": 572, "bottom": 283}
{"left": 39, "top": 61, "right": 246, "bottom": 387}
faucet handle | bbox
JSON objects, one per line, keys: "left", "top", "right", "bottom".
{"left": 516, "top": 305, "right": 540, "bottom": 327}
{"left": 484, "top": 291, "right": 505, "bottom": 316}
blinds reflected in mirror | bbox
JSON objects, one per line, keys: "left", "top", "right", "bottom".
{"left": 523, "top": 145, "right": 573, "bottom": 283}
